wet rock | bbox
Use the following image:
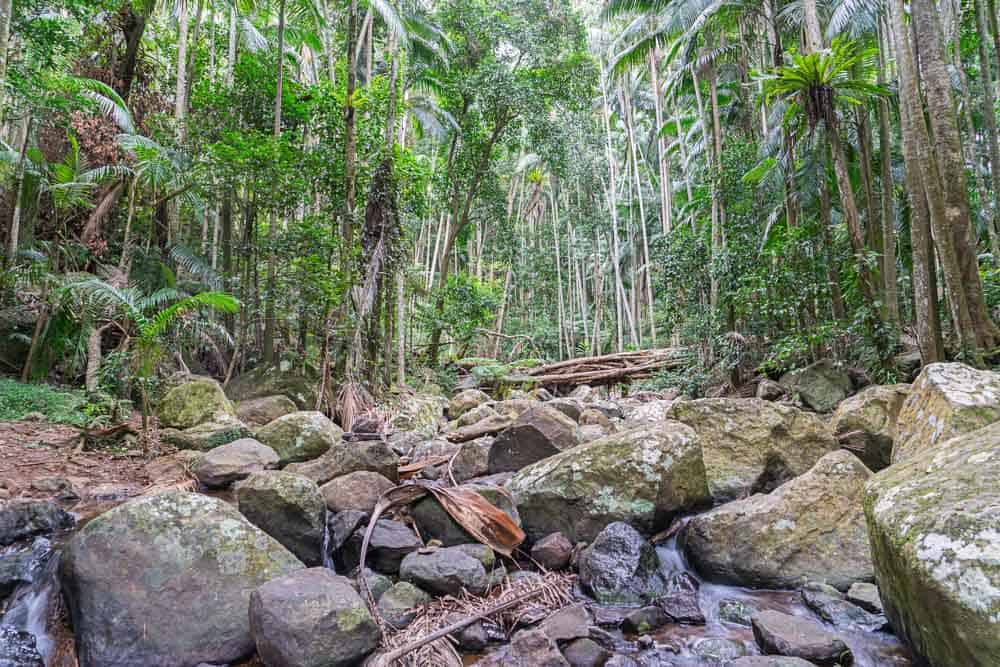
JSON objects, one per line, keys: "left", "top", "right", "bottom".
{"left": 531, "top": 532, "right": 574, "bottom": 571}
{"left": 0, "top": 501, "right": 74, "bottom": 546}
{"left": 730, "top": 659, "right": 817, "bottom": 667}
{"left": 658, "top": 590, "right": 705, "bottom": 624}
{"left": 693, "top": 637, "right": 747, "bottom": 662}
{"left": 604, "top": 656, "right": 640, "bottom": 667}
{"left": 779, "top": 359, "right": 853, "bottom": 412}
{"left": 622, "top": 606, "right": 670, "bottom": 633}
{"left": 399, "top": 546, "right": 489, "bottom": 596}
{"left": 60, "top": 491, "right": 303, "bottom": 667}
{"left": 562, "top": 638, "right": 611, "bottom": 667}
{"left": 327, "top": 510, "right": 368, "bottom": 554}
{"left": 339, "top": 519, "right": 421, "bottom": 574}
{"left": 718, "top": 598, "right": 754, "bottom": 626}
{"left": 157, "top": 377, "right": 236, "bottom": 429}
{"left": 236, "top": 471, "right": 326, "bottom": 566}
{"left": 892, "top": 362, "right": 1000, "bottom": 463}
{"left": 539, "top": 603, "right": 592, "bottom": 642}
{"left": 665, "top": 398, "right": 837, "bottom": 502}
{"left": 830, "top": 384, "right": 909, "bottom": 471}
{"left": 474, "top": 628, "right": 569, "bottom": 666}
{"left": 378, "top": 581, "right": 431, "bottom": 629}
{"left": 864, "top": 419, "right": 1000, "bottom": 667}
{"left": 488, "top": 406, "right": 581, "bottom": 474}
{"left": 450, "top": 389, "right": 491, "bottom": 419}
{"left": 846, "top": 582, "right": 883, "bottom": 614}
{"left": 235, "top": 395, "right": 297, "bottom": 427}
{"left": 250, "top": 568, "right": 379, "bottom": 667}
{"left": 191, "top": 438, "right": 279, "bottom": 488}
{"left": 578, "top": 522, "right": 668, "bottom": 605}
{"left": 411, "top": 483, "right": 520, "bottom": 546}
{"left": 160, "top": 416, "right": 252, "bottom": 451}
{"left": 254, "top": 411, "right": 342, "bottom": 466}
{"left": 0, "top": 627, "right": 44, "bottom": 667}
{"left": 684, "top": 450, "right": 873, "bottom": 591}
{"left": 800, "top": 582, "right": 886, "bottom": 632}
{"left": 0, "top": 538, "right": 51, "bottom": 600}
{"left": 508, "top": 424, "right": 709, "bottom": 543}
{"left": 751, "top": 610, "right": 851, "bottom": 665}
{"left": 285, "top": 439, "right": 399, "bottom": 485}
{"left": 320, "top": 471, "right": 394, "bottom": 513}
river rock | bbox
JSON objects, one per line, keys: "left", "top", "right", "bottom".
{"left": 800, "top": 582, "right": 886, "bottom": 632}
{"left": 226, "top": 364, "right": 318, "bottom": 410}
{"left": 830, "top": 384, "right": 910, "bottom": 471}
{"left": 756, "top": 379, "right": 786, "bottom": 401}
{"left": 450, "top": 389, "right": 491, "bottom": 419}
{"left": 160, "top": 415, "right": 251, "bottom": 451}
{"left": 621, "top": 399, "right": 673, "bottom": 427}
{"left": 751, "top": 610, "right": 851, "bottom": 665}
{"left": 665, "top": 398, "right": 837, "bottom": 502}
{"left": 846, "top": 582, "right": 883, "bottom": 614}
{"left": 0, "top": 500, "right": 74, "bottom": 546}
{"left": 779, "top": 359, "right": 853, "bottom": 412}
{"left": 579, "top": 408, "right": 611, "bottom": 428}
{"left": 339, "top": 519, "right": 421, "bottom": 574}
{"left": 320, "top": 471, "right": 394, "bottom": 513}
{"left": 548, "top": 398, "right": 583, "bottom": 422}
{"left": 475, "top": 628, "right": 569, "bottom": 667}
{"left": 864, "top": 419, "right": 1000, "bottom": 667}
{"left": 531, "top": 532, "right": 573, "bottom": 571}
{"left": 410, "top": 483, "right": 520, "bottom": 546}
{"left": 378, "top": 581, "right": 431, "bottom": 629}
{"left": 730, "top": 659, "right": 817, "bottom": 667}
{"left": 60, "top": 491, "right": 303, "bottom": 667}
{"left": 488, "top": 406, "right": 581, "bottom": 473}
{"left": 718, "top": 598, "right": 755, "bottom": 626}
{"left": 236, "top": 471, "right": 326, "bottom": 566}
{"left": 285, "top": 439, "right": 399, "bottom": 484}
{"left": 693, "top": 638, "right": 748, "bottom": 662}
{"left": 562, "top": 638, "right": 611, "bottom": 667}
{"left": 684, "top": 450, "right": 873, "bottom": 591}
{"left": 327, "top": 510, "right": 369, "bottom": 554}
{"left": 157, "top": 377, "right": 235, "bottom": 429}
{"left": 235, "top": 395, "right": 297, "bottom": 426}
{"left": 492, "top": 398, "right": 542, "bottom": 419}
{"left": 399, "top": 545, "right": 489, "bottom": 596}
{"left": 254, "top": 411, "right": 342, "bottom": 465}
{"left": 507, "top": 424, "right": 708, "bottom": 542}
{"left": 250, "top": 567, "right": 379, "bottom": 667}
{"left": 578, "top": 522, "right": 668, "bottom": 605}
{"left": 450, "top": 436, "right": 493, "bottom": 482}
{"left": 892, "top": 362, "right": 1000, "bottom": 463}
{"left": 539, "top": 603, "right": 592, "bottom": 642}
{"left": 456, "top": 404, "right": 499, "bottom": 428}
{"left": 0, "top": 627, "right": 44, "bottom": 667}
{"left": 191, "top": 438, "right": 279, "bottom": 487}
{"left": 387, "top": 392, "right": 446, "bottom": 438}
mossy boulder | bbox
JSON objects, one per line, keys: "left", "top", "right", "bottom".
{"left": 449, "top": 389, "right": 492, "bottom": 419}
{"left": 191, "top": 438, "right": 280, "bottom": 487}
{"left": 236, "top": 471, "right": 327, "bottom": 566}
{"left": 864, "top": 420, "right": 1000, "bottom": 667}
{"left": 236, "top": 395, "right": 297, "bottom": 427}
{"left": 59, "top": 491, "right": 304, "bottom": 667}
{"left": 157, "top": 377, "right": 236, "bottom": 430}
{"left": 665, "top": 398, "right": 837, "bottom": 502}
{"left": 226, "top": 365, "right": 319, "bottom": 410}
{"left": 779, "top": 359, "right": 854, "bottom": 412}
{"left": 507, "top": 423, "right": 709, "bottom": 543}
{"left": 830, "top": 384, "right": 910, "bottom": 471}
{"left": 385, "top": 391, "right": 446, "bottom": 438}
{"left": 160, "top": 415, "right": 252, "bottom": 451}
{"left": 892, "top": 362, "right": 1000, "bottom": 464}
{"left": 285, "top": 439, "right": 399, "bottom": 485}
{"left": 254, "top": 411, "right": 342, "bottom": 466}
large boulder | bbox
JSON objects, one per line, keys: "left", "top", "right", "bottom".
{"left": 507, "top": 424, "right": 709, "bottom": 543}
{"left": 160, "top": 416, "right": 252, "bottom": 451}
{"left": 449, "top": 389, "right": 492, "bottom": 419}
{"left": 892, "top": 362, "right": 1000, "bottom": 463}
{"left": 226, "top": 364, "right": 318, "bottom": 410}
{"left": 864, "top": 420, "right": 1000, "bottom": 667}
{"left": 236, "top": 471, "right": 326, "bottom": 566}
{"left": 488, "top": 406, "right": 581, "bottom": 473}
{"left": 157, "top": 377, "right": 236, "bottom": 430}
{"left": 339, "top": 519, "right": 422, "bottom": 574}
{"left": 665, "top": 398, "right": 837, "bottom": 502}
{"left": 235, "top": 395, "right": 297, "bottom": 427}
{"left": 59, "top": 491, "right": 303, "bottom": 667}
{"left": 386, "top": 391, "right": 446, "bottom": 438}
{"left": 191, "top": 438, "right": 279, "bottom": 488}
{"left": 830, "top": 384, "right": 910, "bottom": 471}
{"left": 399, "top": 546, "right": 489, "bottom": 596}
{"left": 285, "top": 440, "right": 399, "bottom": 485}
{"left": 254, "top": 411, "right": 342, "bottom": 465}
{"left": 0, "top": 501, "right": 74, "bottom": 546}
{"left": 320, "top": 471, "right": 394, "bottom": 513}
{"left": 578, "top": 522, "right": 668, "bottom": 605}
{"left": 683, "top": 450, "right": 874, "bottom": 591}
{"left": 411, "top": 483, "right": 520, "bottom": 547}
{"left": 779, "top": 359, "right": 854, "bottom": 412}
{"left": 751, "top": 610, "right": 851, "bottom": 665}
{"left": 250, "top": 568, "right": 379, "bottom": 667}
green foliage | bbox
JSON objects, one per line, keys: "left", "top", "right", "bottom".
{"left": 0, "top": 378, "right": 125, "bottom": 427}
{"left": 419, "top": 273, "right": 501, "bottom": 355}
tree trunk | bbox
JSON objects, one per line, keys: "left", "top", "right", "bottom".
{"left": 226, "top": 7, "right": 237, "bottom": 86}
{"left": 802, "top": 0, "right": 824, "bottom": 52}
{"left": 263, "top": 0, "right": 287, "bottom": 366}
{"left": 6, "top": 114, "right": 31, "bottom": 267}
{"left": 174, "top": 0, "right": 189, "bottom": 140}
{"left": 342, "top": 0, "right": 359, "bottom": 253}
{"left": 116, "top": 6, "right": 146, "bottom": 100}
{"left": 0, "top": 0, "right": 10, "bottom": 123}
{"left": 649, "top": 49, "right": 671, "bottom": 234}
{"left": 877, "top": 19, "right": 900, "bottom": 323}
{"left": 819, "top": 157, "right": 846, "bottom": 322}
{"left": 975, "top": 0, "right": 1000, "bottom": 260}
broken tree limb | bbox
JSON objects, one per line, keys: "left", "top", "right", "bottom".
{"left": 444, "top": 415, "right": 511, "bottom": 443}
{"left": 506, "top": 347, "right": 689, "bottom": 389}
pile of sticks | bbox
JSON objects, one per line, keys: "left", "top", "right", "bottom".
{"left": 513, "top": 348, "right": 688, "bottom": 390}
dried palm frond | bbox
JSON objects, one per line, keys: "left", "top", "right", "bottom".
{"left": 336, "top": 381, "right": 374, "bottom": 432}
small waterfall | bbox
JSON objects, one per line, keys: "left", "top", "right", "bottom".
{"left": 1, "top": 538, "right": 60, "bottom": 665}
{"left": 321, "top": 512, "right": 337, "bottom": 573}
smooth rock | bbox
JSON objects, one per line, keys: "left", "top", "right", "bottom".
{"left": 399, "top": 546, "right": 489, "bottom": 596}
{"left": 160, "top": 415, "right": 251, "bottom": 451}
{"left": 254, "top": 411, "right": 342, "bottom": 466}
{"left": 693, "top": 637, "right": 747, "bottom": 662}
{"left": 339, "top": 519, "right": 421, "bottom": 574}
{"left": 846, "top": 582, "right": 883, "bottom": 614}
{"left": 488, "top": 406, "right": 581, "bottom": 473}
{"left": 800, "top": 582, "right": 886, "bottom": 632}
{"left": 191, "top": 438, "right": 279, "bottom": 488}
{"left": 378, "top": 581, "right": 431, "bottom": 629}
{"left": 751, "top": 610, "right": 851, "bottom": 665}
{"left": 562, "top": 638, "right": 610, "bottom": 667}
{"left": 320, "top": 471, "right": 394, "bottom": 513}
{"left": 285, "top": 440, "right": 399, "bottom": 484}
{"left": 531, "top": 532, "right": 574, "bottom": 571}
{"left": 456, "top": 404, "right": 499, "bottom": 428}
{"left": 539, "top": 603, "right": 592, "bottom": 642}
{"left": 450, "top": 389, "right": 492, "bottom": 419}
{"left": 451, "top": 436, "right": 494, "bottom": 482}
{"left": 235, "top": 395, "right": 297, "bottom": 427}
{"left": 578, "top": 522, "right": 668, "bottom": 605}
{"left": 729, "top": 658, "right": 818, "bottom": 667}
{"left": 658, "top": 590, "right": 705, "bottom": 624}
{"left": 226, "top": 365, "right": 318, "bottom": 410}
{"left": 157, "top": 377, "right": 235, "bottom": 429}
{"left": 779, "top": 359, "right": 853, "bottom": 412}
{"left": 236, "top": 471, "right": 326, "bottom": 566}
{"left": 474, "top": 628, "right": 569, "bottom": 667}
{"left": 622, "top": 606, "right": 670, "bottom": 633}
{"left": 548, "top": 398, "right": 584, "bottom": 422}
{"left": 830, "top": 384, "right": 909, "bottom": 471}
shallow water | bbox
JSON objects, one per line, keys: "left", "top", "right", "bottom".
{"left": 1, "top": 539, "right": 61, "bottom": 664}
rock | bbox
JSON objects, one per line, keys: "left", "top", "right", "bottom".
{"left": 531, "top": 532, "right": 574, "bottom": 571}
{"left": 684, "top": 450, "right": 873, "bottom": 591}
{"left": 666, "top": 398, "right": 837, "bottom": 502}
{"left": 587, "top": 400, "right": 623, "bottom": 420}
{"left": 830, "top": 384, "right": 909, "bottom": 471}
{"left": 548, "top": 398, "right": 584, "bottom": 422}
{"left": 539, "top": 603, "right": 592, "bottom": 642}
{"left": 579, "top": 408, "right": 611, "bottom": 428}
{"left": 399, "top": 545, "right": 489, "bottom": 596}
{"left": 453, "top": 619, "right": 489, "bottom": 651}
{"left": 508, "top": 424, "right": 708, "bottom": 543}
{"left": 846, "top": 582, "right": 883, "bottom": 614}
{"left": 562, "top": 638, "right": 610, "bottom": 667}
{"left": 0, "top": 501, "right": 74, "bottom": 546}
{"left": 285, "top": 440, "right": 399, "bottom": 485}
{"left": 456, "top": 404, "right": 499, "bottom": 428}
{"left": 387, "top": 391, "right": 446, "bottom": 438}
{"left": 718, "top": 598, "right": 755, "bottom": 626}
{"left": 621, "top": 399, "right": 673, "bottom": 427}
{"left": 410, "top": 437, "right": 461, "bottom": 460}
{"left": 491, "top": 398, "right": 542, "bottom": 419}
{"left": 475, "top": 628, "right": 569, "bottom": 667}
{"left": 729, "top": 658, "right": 818, "bottom": 667}
{"left": 29, "top": 476, "right": 78, "bottom": 500}
{"left": 250, "top": 567, "right": 379, "bottom": 667}
{"left": 357, "top": 567, "right": 392, "bottom": 601}
{"left": 622, "top": 606, "right": 670, "bottom": 633}
{"left": 578, "top": 522, "right": 667, "bottom": 605}
{"left": 327, "top": 510, "right": 369, "bottom": 554}
{"left": 893, "top": 350, "right": 923, "bottom": 380}
{"left": 489, "top": 406, "right": 581, "bottom": 474}
{"left": 157, "top": 377, "right": 236, "bottom": 429}
{"left": 800, "top": 582, "right": 886, "bottom": 632}
{"left": 160, "top": 416, "right": 252, "bottom": 451}
{"left": 756, "top": 379, "right": 786, "bottom": 401}
{"left": 531, "top": 387, "right": 555, "bottom": 401}
{"left": 0, "top": 538, "right": 51, "bottom": 599}
{"left": 411, "top": 483, "right": 520, "bottom": 546}
{"left": 191, "top": 438, "right": 279, "bottom": 487}
{"left": 570, "top": 385, "right": 595, "bottom": 401}
{"left": 339, "top": 519, "right": 421, "bottom": 574}
{"left": 226, "top": 365, "right": 318, "bottom": 410}
{"left": 144, "top": 449, "right": 202, "bottom": 483}
{"left": 235, "top": 395, "right": 297, "bottom": 427}
{"left": 451, "top": 436, "right": 493, "bottom": 482}
{"left": 378, "top": 581, "right": 431, "bottom": 629}
{"left": 254, "top": 411, "right": 343, "bottom": 466}
{"left": 0, "top": 627, "right": 44, "bottom": 667}
{"left": 59, "top": 491, "right": 303, "bottom": 667}
{"left": 450, "top": 389, "right": 492, "bottom": 419}
{"left": 864, "top": 419, "right": 1000, "bottom": 667}
{"left": 693, "top": 637, "right": 747, "bottom": 662}
{"left": 236, "top": 471, "right": 326, "bottom": 566}
{"left": 658, "top": 591, "right": 705, "bottom": 624}
{"left": 751, "top": 610, "right": 851, "bottom": 665}
{"left": 779, "top": 359, "right": 853, "bottom": 412}
{"left": 578, "top": 424, "right": 609, "bottom": 443}
{"left": 320, "top": 471, "right": 394, "bottom": 513}
{"left": 892, "top": 362, "right": 1000, "bottom": 463}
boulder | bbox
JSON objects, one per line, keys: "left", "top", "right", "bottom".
{"left": 547, "top": 398, "right": 584, "bottom": 422}
{"left": 718, "top": 599, "right": 755, "bottom": 627}
{"left": 491, "top": 398, "right": 542, "bottom": 419}
{"left": 800, "top": 582, "right": 886, "bottom": 632}
{"left": 0, "top": 538, "right": 51, "bottom": 600}
{"left": 892, "top": 362, "right": 1000, "bottom": 463}
{"left": 561, "top": 638, "right": 610, "bottom": 667}
{"left": 830, "top": 384, "right": 910, "bottom": 471}
{"left": 684, "top": 450, "right": 872, "bottom": 591}
{"left": 0, "top": 627, "right": 44, "bottom": 667}
{"left": 451, "top": 436, "right": 493, "bottom": 482}
{"left": 254, "top": 411, "right": 342, "bottom": 465}
{"left": 507, "top": 424, "right": 709, "bottom": 543}
{"left": 488, "top": 406, "right": 581, "bottom": 474}
{"left": 579, "top": 408, "right": 611, "bottom": 428}
{"left": 235, "top": 395, "right": 297, "bottom": 427}
{"left": 587, "top": 400, "right": 623, "bottom": 420}
{"left": 658, "top": 590, "right": 705, "bottom": 624}
{"left": 539, "top": 603, "right": 592, "bottom": 642}
{"left": 285, "top": 440, "right": 399, "bottom": 485}
{"left": 730, "top": 659, "right": 817, "bottom": 667}
{"left": 59, "top": 491, "right": 303, "bottom": 667}
{"left": 751, "top": 610, "right": 851, "bottom": 665}
{"left": 160, "top": 415, "right": 251, "bottom": 451}
{"left": 578, "top": 424, "right": 609, "bottom": 443}
{"left": 411, "top": 483, "right": 520, "bottom": 547}
{"left": 692, "top": 638, "right": 748, "bottom": 663}
{"left": 846, "top": 582, "right": 883, "bottom": 614}
{"left": 249, "top": 568, "right": 379, "bottom": 667}
{"left": 864, "top": 420, "right": 1000, "bottom": 667}
{"left": 327, "top": 510, "right": 369, "bottom": 554}
{"left": 0, "top": 501, "right": 74, "bottom": 546}
{"left": 622, "top": 606, "right": 670, "bottom": 633}
{"left": 665, "top": 398, "right": 837, "bottom": 502}
{"left": 578, "top": 522, "right": 668, "bottom": 605}
{"left": 449, "top": 389, "right": 492, "bottom": 419}
{"left": 779, "top": 359, "right": 853, "bottom": 412}
{"left": 191, "top": 438, "right": 279, "bottom": 488}
{"left": 339, "top": 519, "right": 421, "bottom": 574}
{"left": 756, "top": 379, "right": 786, "bottom": 401}
{"left": 378, "top": 581, "right": 431, "bottom": 629}
{"left": 475, "top": 628, "right": 569, "bottom": 667}
{"left": 455, "top": 404, "right": 499, "bottom": 428}
{"left": 409, "top": 437, "right": 461, "bottom": 460}
{"left": 621, "top": 399, "right": 673, "bottom": 427}
{"left": 386, "top": 391, "right": 446, "bottom": 438}
{"left": 236, "top": 471, "right": 326, "bottom": 566}
{"left": 226, "top": 364, "right": 318, "bottom": 410}
{"left": 157, "top": 377, "right": 235, "bottom": 429}
{"left": 531, "top": 532, "right": 573, "bottom": 571}
{"left": 320, "top": 471, "right": 394, "bottom": 513}
{"left": 399, "top": 546, "right": 489, "bottom": 596}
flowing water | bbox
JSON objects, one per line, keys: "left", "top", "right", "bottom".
{"left": 0, "top": 538, "right": 61, "bottom": 665}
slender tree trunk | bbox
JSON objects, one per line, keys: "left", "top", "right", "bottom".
{"left": 877, "top": 20, "right": 900, "bottom": 323}
{"left": 6, "top": 114, "right": 30, "bottom": 267}
{"left": 263, "top": 0, "right": 286, "bottom": 365}
{"left": 226, "top": 7, "right": 237, "bottom": 86}
{"left": 802, "top": 0, "right": 824, "bottom": 52}
{"left": 820, "top": 154, "right": 846, "bottom": 322}
{"left": 975, "top": 0, "right": 1000, "bottom": 260}
{"left": 174, "top": 0, "right": 189, "bottom": 139}
{"left": 184, "top": 0, "right": 204, "bottom": 111}
{"left": 342, "top": 0, "right": 359, "bottom": 253}
{"left": 0, "top": 0, "right": 10, "bottom": 124}
{"left": 649, "top": 49, "right": 671, "bottom": 234}
{"left": 600, "top": 71, "right": 626, "bottom": 351}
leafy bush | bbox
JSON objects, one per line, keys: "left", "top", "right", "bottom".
{"left": 0, "top": 378, "right": 125, "bottom": 427}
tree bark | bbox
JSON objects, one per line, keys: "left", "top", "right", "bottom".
{"left": 974, "top": 0, "right": 1000, "bottom": 260}
{"left": 263, "top": 0, "right": 287, "bottom": 365}
{"left": 877, "top": 19, "right": 899, "bottom": 323}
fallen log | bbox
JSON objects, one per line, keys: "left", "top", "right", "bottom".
{"left": 444, "top": 415, "right": 511, "bottom": 443}
{"left": 507, "top": 348, "right": 689, "bottom": 390}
